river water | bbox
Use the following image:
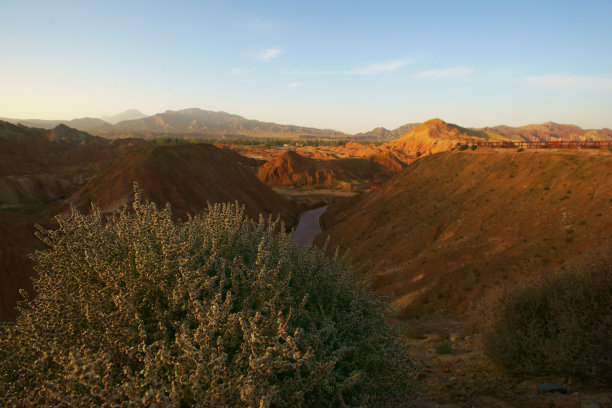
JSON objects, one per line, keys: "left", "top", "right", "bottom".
{"left": 293, "top": 205, "right": 328, "bottom": 246}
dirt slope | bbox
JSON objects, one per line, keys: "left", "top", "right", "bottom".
{"left": 317, "top": 149, "right": 612, "bottom": 318}
{"left": 256, "top": 150, "right": 395, "bottom": 190}
{"left": 58, "top": 144, "right": 298, "bottom": 224}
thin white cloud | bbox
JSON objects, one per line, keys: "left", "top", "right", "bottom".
{"left": 284, "top": 59, "right": 412, "bottom": 76}
{"left": 256, "top": 48, "right": 282, "bottom": 62}
{"left": 287, "top": 82, "right": 302, "bottom": 88}
{"left": 525, "top": 73, "right": 612, "bottom": 91}
{"left": 414, "top": 66, "right": 474, "bottom": 78}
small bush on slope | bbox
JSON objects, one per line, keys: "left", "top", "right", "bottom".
{"left": 0, "top": 188, "right": 415, "bottom": 407}
{"left": 477, "top": 247, "right": 612, "bottom": 385}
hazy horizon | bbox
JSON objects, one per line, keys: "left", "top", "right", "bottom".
{"left": 1, "top": 0, "right": 611, "bottom": 133}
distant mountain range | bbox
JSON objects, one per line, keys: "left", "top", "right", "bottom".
{"left": 2, "top": 108, "right": 611, "bottom": 141}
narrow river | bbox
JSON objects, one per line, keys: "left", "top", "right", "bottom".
{"left": 293, "top": 205, "right": 328, "bottom": 246}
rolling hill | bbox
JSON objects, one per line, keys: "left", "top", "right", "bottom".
{"left": 317, "top": 149, "right": 612, "bottom": 318}
{"left": 483, "top": 121, "right": 612, "bottom": 142}
{"left": 98, "top": 108, "right": 348, "bottom": 139}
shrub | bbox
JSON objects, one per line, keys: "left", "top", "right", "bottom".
{"left": 0, "top": 188, "right": 415, "bottom": 407}
{"left": 476, "top": 247, "right": 612, "bottom": 384}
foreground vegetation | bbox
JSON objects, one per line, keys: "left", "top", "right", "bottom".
{"left": 477, "top": 247, "right": 612, "bottom": 385}
{"left": 0, "top": 189, "right": 414, "bottom": 407}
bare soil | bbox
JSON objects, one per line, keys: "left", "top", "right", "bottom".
{"left": 397, "top": 315, "right": 612, "bottom": 408}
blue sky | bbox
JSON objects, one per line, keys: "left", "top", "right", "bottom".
{"left": 1, "top": 0, "right": 611, "bottom": 132}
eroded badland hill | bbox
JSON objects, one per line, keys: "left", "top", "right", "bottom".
{"left": 256, "top": 150, "right": 396, "bottom": 190}
{"left": 58, "top": 144, "right": 298, "bottom": 224}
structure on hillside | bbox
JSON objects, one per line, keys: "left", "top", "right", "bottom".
{"left": 457, "top": 140, "right": 612, "bottom": 149}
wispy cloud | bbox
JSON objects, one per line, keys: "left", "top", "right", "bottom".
{"left": 287, "top": 82, "right": 302, "bottom": 88}
{"left": 284, "top": 59, "right": 412, "bottom": 76}
{"left": 256, "top": 47, "right": 282, "bottom": 62}
{"left": 525, "top": 73, "right": 612, "bottom": 91}
{"left": 414, "top": 66, "right": 474, "bottom": 78}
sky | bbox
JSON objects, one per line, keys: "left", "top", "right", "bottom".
{"left": 1, "top": 0, "right": 611, "bottom": 133}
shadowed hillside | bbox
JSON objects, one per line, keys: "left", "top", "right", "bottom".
{"left": 317, "top": 149, "right": 612, "bottom": 318}
{"left": 0, "top": 120, "right": 150, "bottom": 211}
{"left": 58, "top": 144, "right": 299, "bottom": 224}
{"left": 0, "top": 212, "right": 54, "bottom": 321}
{"left": 256, "top": 150, "right": 396, "bottom": 190}
{"left": 0, "top": 121, "right": 150, "bottom": 179}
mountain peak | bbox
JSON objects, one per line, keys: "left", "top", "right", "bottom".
{"left": 102, "top": 109, "right": 147, "bottom": 124}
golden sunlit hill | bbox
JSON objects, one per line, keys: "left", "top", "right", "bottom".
{"left": 317, "top": 149, "right": 612, "bottom": 318}
{"left": 58, "top": 143, "right": 299, "bottom": 224}
{"left": 256, "top": 150, "right": 396, "bottom": 190}
{"left": 381, "top": 118, "right": 499, "bottom": 162}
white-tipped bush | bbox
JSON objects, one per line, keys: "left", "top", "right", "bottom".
{"left": 0, "top": 188, "right": 414, "bottom": 407}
